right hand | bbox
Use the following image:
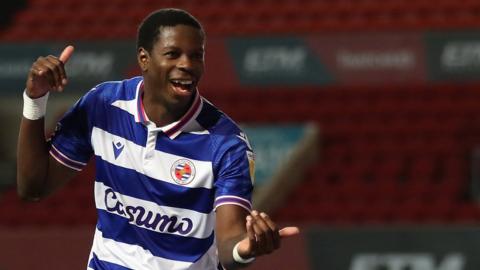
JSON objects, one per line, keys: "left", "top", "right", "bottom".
{"left": 236, "top": 211, "right": 299, "bottom": 259}
{"left": 26, "top": 45, "right": 75, "bottom": 98}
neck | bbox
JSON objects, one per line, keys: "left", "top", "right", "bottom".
{"left": 142, "top": 84, "right": 195, "bottom": 127}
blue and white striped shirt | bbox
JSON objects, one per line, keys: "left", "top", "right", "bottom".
{"left": 49, "top": 77, "right": 255, "bottom": 270}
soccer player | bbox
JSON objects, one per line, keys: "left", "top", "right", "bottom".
{"left": 17, "top": 8, "right": 299, "bottom": 270}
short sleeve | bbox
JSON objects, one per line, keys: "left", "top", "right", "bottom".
{"left": 48, "top": 92, "right": 95, "bottom": 171}
{"left": 213, "top": 134, "right": 255, "bottom": 212}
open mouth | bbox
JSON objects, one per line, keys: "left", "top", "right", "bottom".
{"left": 170, "top": 79, "right": 195, "bottom": 95}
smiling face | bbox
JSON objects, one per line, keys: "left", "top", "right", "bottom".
{"left": 138, "top": 24, "right": 205, "bottom": 104}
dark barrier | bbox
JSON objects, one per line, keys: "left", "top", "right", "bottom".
{"left": 307, "top": 226, "right": 480, "bottom": 270}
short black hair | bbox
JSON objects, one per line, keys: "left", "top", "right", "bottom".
{"left": 137, "top": 8, "right": 205, "bottom": 52}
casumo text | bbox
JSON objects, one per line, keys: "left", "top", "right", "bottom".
{"left": 104, "top": 188, "right": 193, "bottom": 235}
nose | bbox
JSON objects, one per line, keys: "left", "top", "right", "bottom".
{"left": 177, "top": 54, "right": 193, "bottom": 71}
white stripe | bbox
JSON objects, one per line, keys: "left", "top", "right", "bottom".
{"left": 91, "top": 228, "right": 190, "bottom": 270}
{"left": 49, "top": 150, "right": 82, "bottom": 171}
{"left": 111, "top": 99, "right": 138, "bottom": 117}
{"left": 215, "top": 195, "right": 252, "bottom": 208}
{"left": 215, "top": 202, "right": 251, "bottom": 212}
{"left": 189, "top": 130, "right": 210, "bottom": 135}
{"left": 95, "top": 181, "right": 214, "bottom": 239}
{"left": 91, "top": 127, "right": 214, "bottom": 189}
{"left": 187, "top": 238, "right": 219, "bottom": 270}
{"left": 110, "top": 80, "right": 142, "bottom": 121}
{"left": 184, "top": 120, "right": 210, "bottom": 135}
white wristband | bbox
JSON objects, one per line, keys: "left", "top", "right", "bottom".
{"left": 232, "top": 242, "right": 255, "bottom": 264}
{"left": 23, "top": 91, "right": 49, "bottom": 120}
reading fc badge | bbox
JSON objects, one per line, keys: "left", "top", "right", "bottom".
{"left": 171, "top": 159, "right": 196, "bottom": 185}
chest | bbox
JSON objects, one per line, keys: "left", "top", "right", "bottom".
{"left": 91, "top": 126, "right": 215, "bottom": 190}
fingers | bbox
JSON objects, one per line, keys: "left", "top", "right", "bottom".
{"left": 43, "top": 56, "right": 64, "bottom": 91}
{"left": 26, "top": 45, "right": 73, "bottom": 97}
{"left": 261, "top": 212, "right": 281, "bottom": 249}
{"left": 34, "top": 56, "right": 63, "bottom": 91}
{"left": 245, "top": 216, "right": 257, "bottom": 254}
{"left": 57, "top": 45, "right": 74, "bottom": 85}
{"left": 239, "top": 210, "right": 299, "bottom": 260}
{"left": 248, "top": 210, "right": 281, "bottom": 256}
{"left": 279, "top": 226, "right": 300, "bottom": 237}
{"left": 59, "top": 45, "right": 74, "bottom": 64}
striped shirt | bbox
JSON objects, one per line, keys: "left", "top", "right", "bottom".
{"left": 49, "top": 77, "right": 255, "bottom": 270}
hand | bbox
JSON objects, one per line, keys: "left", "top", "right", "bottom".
{"left": 236, "top": 210, "right": 299, "bottom": 259}
{"left": 26, "top": 45, "right": 75, "bottom": 98}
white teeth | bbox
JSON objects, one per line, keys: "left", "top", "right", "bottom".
{"left": 172, "top": 80, "right": 193, "bottom": 85}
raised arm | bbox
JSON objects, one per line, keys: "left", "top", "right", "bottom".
{"left": 17, "top": 45, "right": 78, "bottom": 201}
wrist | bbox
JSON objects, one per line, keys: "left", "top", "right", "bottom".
{"left": 232, "top": 242, "right": 255, "bottom": 264}
{"left": 23, "top": 90, "right": 49, "bottom": 120}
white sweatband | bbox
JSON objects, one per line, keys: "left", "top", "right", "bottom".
{"left": 23, "top": 91, "right": 49, "bottom": 120}
{"left": 233, "top": 242, "right": 255, "bottom": 264}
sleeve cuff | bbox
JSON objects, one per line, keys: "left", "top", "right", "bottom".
{"left": 214, "top": 195, "right": 252, "bottom": 212}
{"left": 49, "top": 144, "right": 87, "bottom": 171}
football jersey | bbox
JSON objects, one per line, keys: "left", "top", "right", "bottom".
{"left": 49, "top": 77, "right": 255, "bottom": 270}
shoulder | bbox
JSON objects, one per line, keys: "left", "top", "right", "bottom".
{"left": 197, "top": 98, "right": 252, "bottom": 151}
{"left": 88, "top": 76, "right": 141, "bottom": 101}
{"left": 197, "top": 98, "right": 242, "bottom": 136}
{"left": 80, "top": 76, "right": 142, "bottom": 106}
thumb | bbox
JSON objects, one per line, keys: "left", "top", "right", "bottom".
{"left": 59, "top": 45, "right": 75, "bottom": 63}
{"left": 279, "top": 226, "right": 300, "bottom": 238}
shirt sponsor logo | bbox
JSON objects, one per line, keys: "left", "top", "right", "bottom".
{"left": 104, "top": 188, "right": 193, "bottom": 235}
{"left": 171, "top": 159, "right": 196, "bottom": 185}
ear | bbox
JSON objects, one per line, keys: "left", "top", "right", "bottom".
{"left": 137, "top": 47, "right": 149, "bottom": 72}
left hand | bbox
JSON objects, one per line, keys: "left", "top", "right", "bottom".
{"left": 236, "top": 210, "right": 300, "bottom": 259}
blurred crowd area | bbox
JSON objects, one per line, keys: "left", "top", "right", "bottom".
{"left": 2, "top": 0, "right": 480, "bottom": 227}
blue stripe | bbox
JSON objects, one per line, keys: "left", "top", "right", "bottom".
{"left": 88, "top": 253, "right": 132, "bottom": 270}
{"left": 95, "top": 159, "right": 214, "bottom": 214}
{"left": 155, "top": 132, "right": 213, "bottom": 161}
{"left": 97, "top": 210, "right": 214, "bottom": 262}
{"left": 93, "top": 104, "right": 215, "bottom": 162}
{"left": 94, "top": 107, "right": 148, "bottom": 147}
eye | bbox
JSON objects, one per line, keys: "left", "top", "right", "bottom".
{"left": 188, "top": 51, "right": 204, "bottom": 61}
{"left": 164, "top": 51, "right": 180, "bottom": 58}
{"left": 192, "top": 52, "right": 204, "bottom": 60}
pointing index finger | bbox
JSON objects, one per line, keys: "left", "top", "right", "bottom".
{"left": 59, "top": 45, "right": 74, "bottom": 64}
{"left": 246, "top": 215, "right": 257, "bottom": 250}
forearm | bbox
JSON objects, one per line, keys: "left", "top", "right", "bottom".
{"left": 17, "top": 46, "right": 76, "bottom": 201}
{"left": 16, "top": 117, "right": 50, "bottom": 201}
{"left": 218, "top": 236, "right": 250, "bottom": 270}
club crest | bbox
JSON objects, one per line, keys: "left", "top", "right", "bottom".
{"left": 171, "top": 159, "right": 196, "bottom": 185}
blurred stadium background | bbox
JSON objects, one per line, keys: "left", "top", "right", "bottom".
{"left": 2, "top": 0, "right": 480, "bottom": 269}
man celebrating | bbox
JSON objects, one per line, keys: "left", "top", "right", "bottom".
{"left": 17, "top": 8, "right": 299, "bottom": 270}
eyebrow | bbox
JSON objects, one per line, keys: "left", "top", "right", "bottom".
{"left": 162, "top": 46, "right": 204, "bottom": 53}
